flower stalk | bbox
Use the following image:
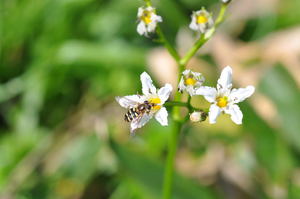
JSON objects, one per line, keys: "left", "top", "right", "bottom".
{"left": 117, "top": 1, "right": 247, "bottom": 199}
{"left": 180, "top": 3, "right": 228, "bottom": 66}
{"left": 159, "top": 4, "right": 228, "bottom": 199}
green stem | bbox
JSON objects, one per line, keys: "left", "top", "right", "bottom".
{"left": 215, "top": 3, "right": 228, "bottom": 26}
{"left": 161, "top": 4, "right": 228, "bottom": 199}
{"left": 162, "top": 121, "right": 182, "bottom": 199}
{"left": 144, "top": 0, "right": 151, "bottom": 7}
{"left": 164, "top": 101, "right": 187, "bottom": 107}
{"left": 179, "top": 34, "right": 206, "bottom": 66}
{"left": 156, "top": 26, "right": 181, "bottom": 63}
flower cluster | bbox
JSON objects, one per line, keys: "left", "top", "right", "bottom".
{"left": 136, "top": 6, "right": 213, "bottom": 36}
{"left": 116, "top": 66, "right": 254, "bottom": 133}
{"left": 116, "top": 0, "right": 254, "bottom": 134}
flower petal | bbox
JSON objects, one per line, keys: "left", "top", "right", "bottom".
{"left": 178, "top": 76, "right": 185, "bottom": 93}
{"left": 137, "top": 7, "right": 144, "bottom": 17}
{"left": 195, "top": 86, "right": 217, "bottom": 103}
{"left": 137, "top": 22, "right": 146, "bottom": 36}
{"left": 209, "top": 104, "right": 221, "bottom": 124}
{"left": 192, "top": 71, "right": 205, "bottom": 82}
{"left": 130, "top": 114, "right": 152, "bottom": 133}
{"left": 189, "top": 16, "right": 198, "bottom": 31}
{"left": 225, "top": 104, "right": 243, "bottom": 125}
{"left": 158, "top": 83, "right": 172, "bottom": 103}
{"left": 140, "top": 72, "right": 157, "bottom": 95}
{"left": 153, "top": 14, "right": 162, "bottom": 22}
{"left": 155, "top": 107, "right": 168, "bottom": 126}
{"left": 147, "top": 22, "right": 157, "bottom": 33}
{"left": 186, "top": 86, "right": 196, "bottom": 96}
{"left": 116, "top": 95, "right": 144, "bottom": 108}
{"left": 229, "top": 86, "right": 255, "bottom": 103}
{"left": 182, "top": 69, "right": 191, "bottom": 76}
{"left": 217, "top": 66, "right": 232, "bottom": 90}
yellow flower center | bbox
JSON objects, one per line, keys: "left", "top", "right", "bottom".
{"left": 149, "top": 97, "right": 161, "bottom": 110}
{"left": 184, "top": 77, "right": 197, "bottom": 86}
{"left": 141, "top": 11, "right": 152, "bottom": 25}
{"left": 216, "top": 96, "right": 228, "bottom": 108}
{"left": 196, "top": 15, "right": 208, "bottom": 24}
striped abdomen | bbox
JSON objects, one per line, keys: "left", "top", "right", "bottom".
{"left": 124, "top": 108, "right": 140, "bottom": 122}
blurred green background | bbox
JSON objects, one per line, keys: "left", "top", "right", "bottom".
{"left": 1, "top": 0, "right": 300, "bottom": 198}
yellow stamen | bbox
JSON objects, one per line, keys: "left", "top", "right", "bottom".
{"left": 216, "top": 96, "right": 228, "bottom": 108}
{"left": 141, "top": 11, "right": 152, "bottom": 25}
{"left": 149, "top": 97, "right": 161, "bottom": 110}
{"left": 196, "top": 15, "right": 208, "bottom": 24}
{"left": 185, "top": 78, "right": 197, "bottom": 86}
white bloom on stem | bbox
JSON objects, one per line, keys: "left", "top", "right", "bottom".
{"left": 178, "top": 69, "right": 205, "bottom": 96}
{"left": 116, "top": 72, "right": 172, "bottom": 134}
{"left": 195, "top": 66, "right": 255, "bottom": 125}
{"left": 137, "top": 6, "right": 162, "bottom": 36}
{"left": 221, "top": 0, "right": 231, "bottom": 4}
{"left": 190, "top": 111, "right": 207, "bottom": 122}
{"left": 189, "top": 7, "right": 214, "bottom": 34}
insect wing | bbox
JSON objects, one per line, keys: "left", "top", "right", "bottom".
{"left": 130, "top": 113, "right": 151, "bottom": 133}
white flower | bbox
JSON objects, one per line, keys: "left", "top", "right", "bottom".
{"left": 195, "top": 66, "right": 255, "bottom": 125}
{"left": 221, "top": 0, "right": 231, "bottom": 4}
{"left": 116, "top": 72, "right": 172, "bottom": 134}
{"left": 137, "top": 6, "right": 162, "bottom": 36}
{"left": 178, "top": 69, "right": 205, "bottom": 96}
{"left": 189, "top": 7, "right": 214, "bottom": 34}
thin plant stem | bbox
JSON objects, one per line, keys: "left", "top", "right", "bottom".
{"left": 144, "top": 0, "right": 151, "bottom": 7}
{"left": 161, "top": 4, "right": 228, "bottom": 199}
{"left": 162, "top": 121, "right": 182, "bottom": 199}
{"left": 164, "top": 101, "right": 188, "bottom": 107}
{"left": 156, "top": 26, "right": 181, "bottom": 63}
{"left": 179, "top": 33, "right": 206, "bottom": 66}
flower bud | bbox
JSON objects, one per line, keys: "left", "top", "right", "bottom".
{"left": 190, "top": 111, "right": 207, "bottom": 122}
{"left": 221, "top": 0, "right": 231, "bottom": 4}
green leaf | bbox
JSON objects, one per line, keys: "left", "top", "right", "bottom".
{"left": 259, "top": 64, "right": 300, "bottom": 152}
{"left": 241, "top": 102, "right": 294, "bottom": 182}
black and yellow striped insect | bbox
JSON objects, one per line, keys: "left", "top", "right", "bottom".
{"left": 124, "top": 100, "right": 153, "bottom": 122}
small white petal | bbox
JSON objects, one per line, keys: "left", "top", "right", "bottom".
{"left": 155, "top": 107, "right": 168, "bottom": 126}
{"left": 217, "top": 66, "right": 232, "bottom": 90}
{"left": 137, "top": 22, "right": 146, "bottom": 35}
{"left": 183, "top": 69, "right": 191, "bottom": 75}
{"left": 158, "top": 83, "right": 172, "bottom": 103}
{"left": 145, "top": 6, "right": 154, "bottom": 12}
{"left": 154, "top": 15, "right": 163, "bottom": 22}
{"left": 195, "top": 86, "right": 217, "bottom": 103}
{"left": 209, "top": 104, "right": 221, "bottom": 124}
{"left": 190, "top": 111, "right": 202, "bottom": 122}
{"left": 130, "top": 114, "right": 152, "bottom": 133}
{"left": 189, "top": 18, "right": 198, "bottom": 31}
{"left": 225, "top": 104, "right": 243, "bottom": 125}
{"left": 186, "top": 86, "right": 196, "bottom": 96}
{"left": 116, "top": 95, "right": 144, "bottom": 108}
{"left": 178, "top": 76, "right": 185, "bottom": 93}
{"left": 137, "top": 7, "right": 144, "bottom": 17}
{"left": 147, "top": 21, "right": 157, "bottom": 33}
{"left": 229, "top": 86, "right": 255, "bottom": 103}
{"left": 191, "top": 71, "right": 203, "bottom": 80}
{"left": 141, "top": 72, "right": 157, "bottom": 95}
